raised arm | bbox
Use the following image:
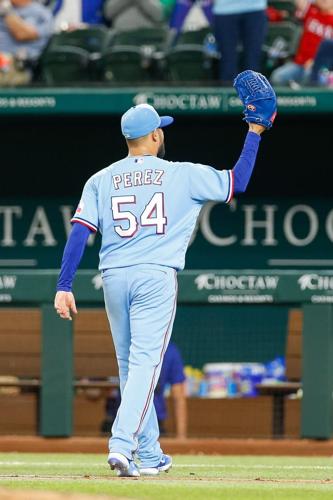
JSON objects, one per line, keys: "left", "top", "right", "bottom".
{"left": 189, "top": 71, "right": 275, "bottom": 202}
{"left": 232, "top": 123, "right": 265, "bottom": 194}
{"left": 232, "top": 70, "right": 277, "bottom": 193}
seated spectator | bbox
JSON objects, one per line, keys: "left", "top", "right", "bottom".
{"left": 104, "top": 0, "right": 163, "bottom": 32}
{"left": 310, "top": 38, "right": 333, "bottom": 84}
{"left": 51, "top": 0, "right": 105, "bottom": 31}
{"left": 0, "top": 0, "right": 53, "bottom": 84}
{"left": 213, "top": 0, "right": 268, "bottom": 84}
{"left": 271, "top": 0, "right": 333, "bottom": 86}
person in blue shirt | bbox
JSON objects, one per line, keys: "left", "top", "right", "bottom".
{"left": 213, "top": 0, "right": 267, "bottom": 83}
{"left": 154, "top": 342, "right": 187, "bottom": 439}
{"left": 0, "top": 0, "right": 53, "bottom": 60}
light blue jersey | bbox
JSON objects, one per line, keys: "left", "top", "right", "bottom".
{"left": 71, "top": 155, "right": 233, "bottom": 271}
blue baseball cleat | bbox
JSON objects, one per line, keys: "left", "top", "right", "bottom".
{"left": 139, "top": 454, "right": 172, "bottom": 476}
{"left": 108, "top": 452, "right": 140, "bottom": 477}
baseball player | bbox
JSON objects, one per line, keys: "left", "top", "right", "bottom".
{"left": 54, "top": 71, "right": 277, "bottom": 477}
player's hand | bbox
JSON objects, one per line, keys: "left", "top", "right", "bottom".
{"left": 54, "top": 291, "right": 77, "bottom": 321}
{"left": 248, "top": 123, "right": 266, "bottom": 135}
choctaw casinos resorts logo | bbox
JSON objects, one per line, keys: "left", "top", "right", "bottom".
{"left": 0, "top": 274, "right": 17, "bottom": 302}
{"left": 298, "top": 273, "right": 333, "bottom": 304}
{"left": 298, "top": 274, "right": 333, "bottom": 303}
{"left": 298, "top": 274, "right": 333, "bottom": 291}
{"left": 194, "top": 273, "right": 279, "bottom": 303}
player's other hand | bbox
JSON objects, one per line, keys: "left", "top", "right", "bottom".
{"left": 54, "top": 291, "right": 77, "bottom": 321}
{"left": 248, "top": 123, "right": 266, "bottom": 135}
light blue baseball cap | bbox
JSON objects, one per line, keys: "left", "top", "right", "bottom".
{"left": 121, "top": 103, "right": 174, "bottom": 140}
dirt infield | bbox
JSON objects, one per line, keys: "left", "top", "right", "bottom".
{"left": 1, "top": 436, "right": 333, "bottom": 456}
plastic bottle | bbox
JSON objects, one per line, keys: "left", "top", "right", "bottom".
{"left": 203, "top": 33, "right": 218, "bottom": 58}
{"left": 198, "top": 378, "right": 208, "bottom": 397}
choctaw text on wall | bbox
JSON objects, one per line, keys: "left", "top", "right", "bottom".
{"left": 0, "top": 198, "right": 332, "bottom": 269}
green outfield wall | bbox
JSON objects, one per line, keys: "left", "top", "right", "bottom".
{"left": 1, "top": 269, "right": 333, "bottom": 439}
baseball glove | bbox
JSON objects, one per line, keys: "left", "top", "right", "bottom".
{"left": 233, "top": 70, "right": 277, "bottom": 129}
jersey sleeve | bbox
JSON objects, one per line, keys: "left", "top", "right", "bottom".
{"left": 71, "top": 177, "right": 99, "bottom": 232}
{"left": 188, "top": 163, "right": 234, "bottom": 204}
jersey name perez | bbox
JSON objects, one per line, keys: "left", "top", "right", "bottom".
{"left": 112, "top": 169, "right": 164, "bottom": 190}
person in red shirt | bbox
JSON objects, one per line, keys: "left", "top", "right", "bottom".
{"left": 271, "top": 0, "right": 333, "bottom": 85}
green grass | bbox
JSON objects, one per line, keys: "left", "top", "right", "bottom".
{"left": 1, "top": 453, "right": 333, "bottom": 499}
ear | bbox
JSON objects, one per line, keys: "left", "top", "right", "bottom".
{"left": 151, "top": 129, "right": 159, "bottom": 143}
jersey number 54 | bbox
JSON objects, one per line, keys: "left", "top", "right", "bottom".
{"left": 111, "top": 192, "right": 167, "bottom": 238}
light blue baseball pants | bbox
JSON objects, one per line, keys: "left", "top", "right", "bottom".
{"left": 102, "top": 264, "right": 178, "bottom": 467}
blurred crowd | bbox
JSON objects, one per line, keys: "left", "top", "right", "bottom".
{"left": 0, "top": 0, "right": 332, "bottom": 86}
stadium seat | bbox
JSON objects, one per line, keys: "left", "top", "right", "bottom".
{"left": 264, "top": 22, "right": 301, "bottom": 57}
{"left": 40, "top": 46, "right": 90, "bottom": 84}
{"left": 166, "top": 44, "right": 216, "bottom": 82}
{"left": 110, "top": 27, "right": 170, "bottom": 51}
{"left": 42, "top": 28, "right": 112, "bottom": 82}
{"left": 176, "top": 27, "right": 213, "bottom": 46}
{"left": 47, "top": 26, "right": 111, "bottom": 55}
{"left": 262, "top": 21, "right": 301, "bottom": 74}
{"left": 101, "top": 46, "right": 150, "bottom": 83}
